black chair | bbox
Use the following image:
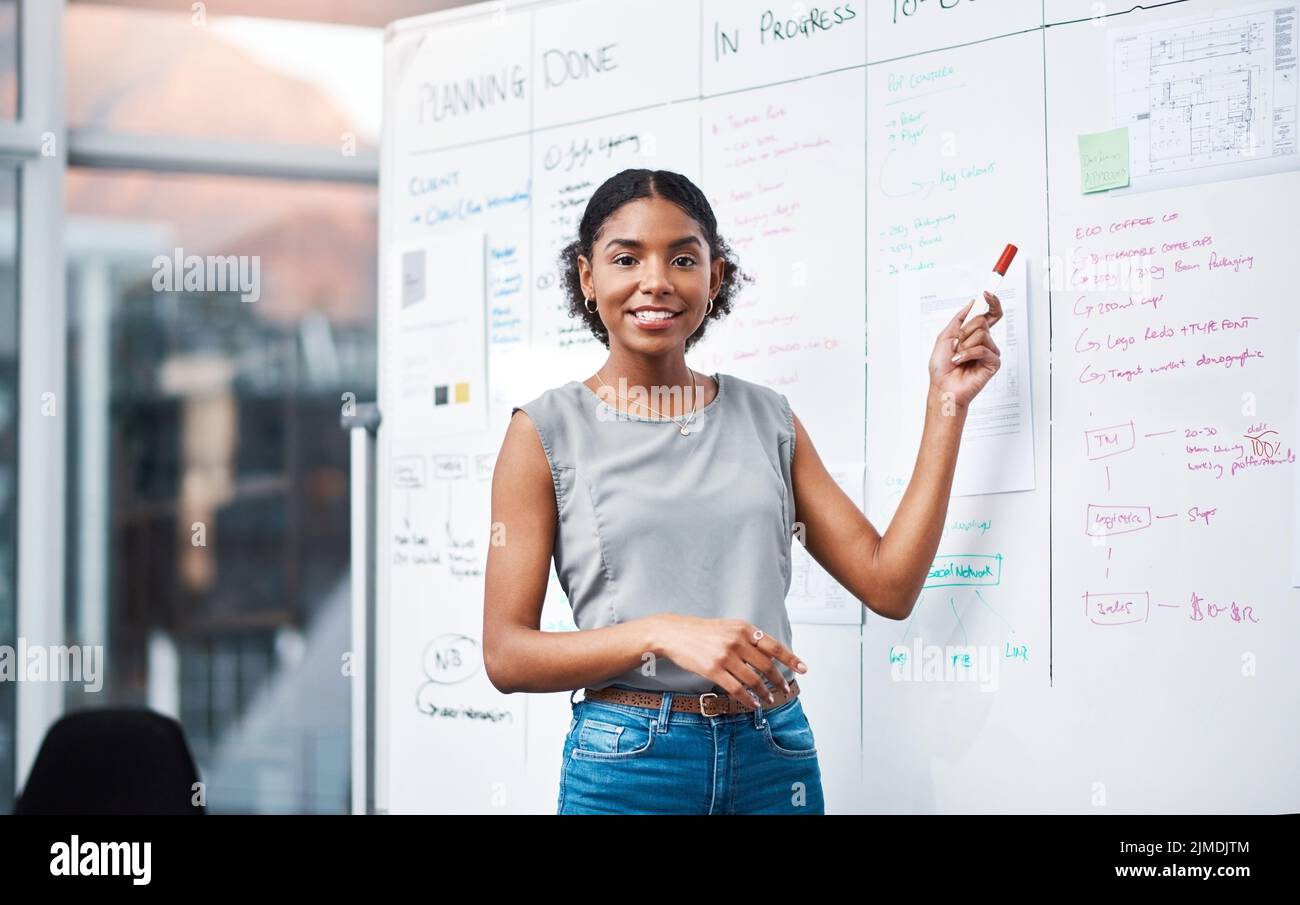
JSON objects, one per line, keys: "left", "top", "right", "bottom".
{"left": 15, "top": 708, "right": 206, "bottom": 815}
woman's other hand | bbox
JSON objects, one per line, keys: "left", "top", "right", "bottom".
{"left": 650, "top": 614, "right": 807, "bottom": 710}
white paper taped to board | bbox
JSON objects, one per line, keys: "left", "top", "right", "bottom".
{"left": 788, "top": 461, "right": 867, "bottom": 626}
{"left": 898, "top": 257, "right": 1035, "bottom": 497}
{"left": 390, "top": 231, "right": 488, "bottom": 438}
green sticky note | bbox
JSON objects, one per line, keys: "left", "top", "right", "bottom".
{"left": 1079, "top": 127, "right": 1130, "bottom": 193}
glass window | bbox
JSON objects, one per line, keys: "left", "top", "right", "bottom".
{"left": 65, "top": 168, "right": 376, "bottom": 813}
{"left": 0, "top": 168, "right": 16, "bottom": 812}
{"left": 70, "top": 0, "right": 444, "bottom": 28}
{"left": 66, "top": 3, "right": 384, "bottom": 150}
{"left": 0, "top": 1, "right": 15, "bottom": 119}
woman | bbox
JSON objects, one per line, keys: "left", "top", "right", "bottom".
{"left": 483, "top": 169, "right": 1003, "bottom": 814}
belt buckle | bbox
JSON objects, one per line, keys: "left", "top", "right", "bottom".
{"left": 698, "top": 692, "right": 724, "bottom": 717}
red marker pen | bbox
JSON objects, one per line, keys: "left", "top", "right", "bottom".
{"left": 963, "top": 243, "right": 1017, "bottom": 325}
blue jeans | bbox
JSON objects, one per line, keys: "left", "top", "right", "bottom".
{"left": 558, "top": 684, "right": 825, "bottom": 814}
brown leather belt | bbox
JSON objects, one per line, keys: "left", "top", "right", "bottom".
{"left": 582, "top": 679, "right": 800, "bottom": 717}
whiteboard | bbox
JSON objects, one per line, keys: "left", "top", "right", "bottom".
{"left": 375, "top": 0, "right": 1300, "bottom": 814}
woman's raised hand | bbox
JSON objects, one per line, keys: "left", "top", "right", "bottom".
{"left": 929, "top": 291, "right": 1004, "bottom": 409}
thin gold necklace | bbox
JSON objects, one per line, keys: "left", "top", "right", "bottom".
{"left": 594, "top": 368, "right": 703, "bottom": 436}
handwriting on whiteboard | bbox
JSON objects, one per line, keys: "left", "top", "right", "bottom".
{"left": 892, "top": 0, "right": 976, "bottom": 25}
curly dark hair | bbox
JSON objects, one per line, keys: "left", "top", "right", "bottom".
{"left": 557, "top": 168, "right": 750, "bottom": 353}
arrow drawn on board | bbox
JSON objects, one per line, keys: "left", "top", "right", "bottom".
{"left": 445, "top": 480, "right": 454, "bottom": 538}
{"left": 949, "top": 597, "right": 968, "bottom": 647}
{"left": 973, "top": 590, "right": 1016, "bottom": 636}
{"left": 878, "top": 148, "right": 936, "bottom": 200}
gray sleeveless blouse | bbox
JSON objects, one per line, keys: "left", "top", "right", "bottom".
{"left": 511, "top": 371, "right": 799, "bottom": 693}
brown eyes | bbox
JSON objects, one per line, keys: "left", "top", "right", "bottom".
{"left": 613, "top": 254, "right": 696, "bottom": 267}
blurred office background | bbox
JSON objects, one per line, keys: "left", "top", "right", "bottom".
{"left": 1, "top": 0, "right": 472, "bottom": 814}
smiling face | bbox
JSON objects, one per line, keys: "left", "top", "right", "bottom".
{"left": 577, "top": 196, "right": 725, "bottom": 354}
